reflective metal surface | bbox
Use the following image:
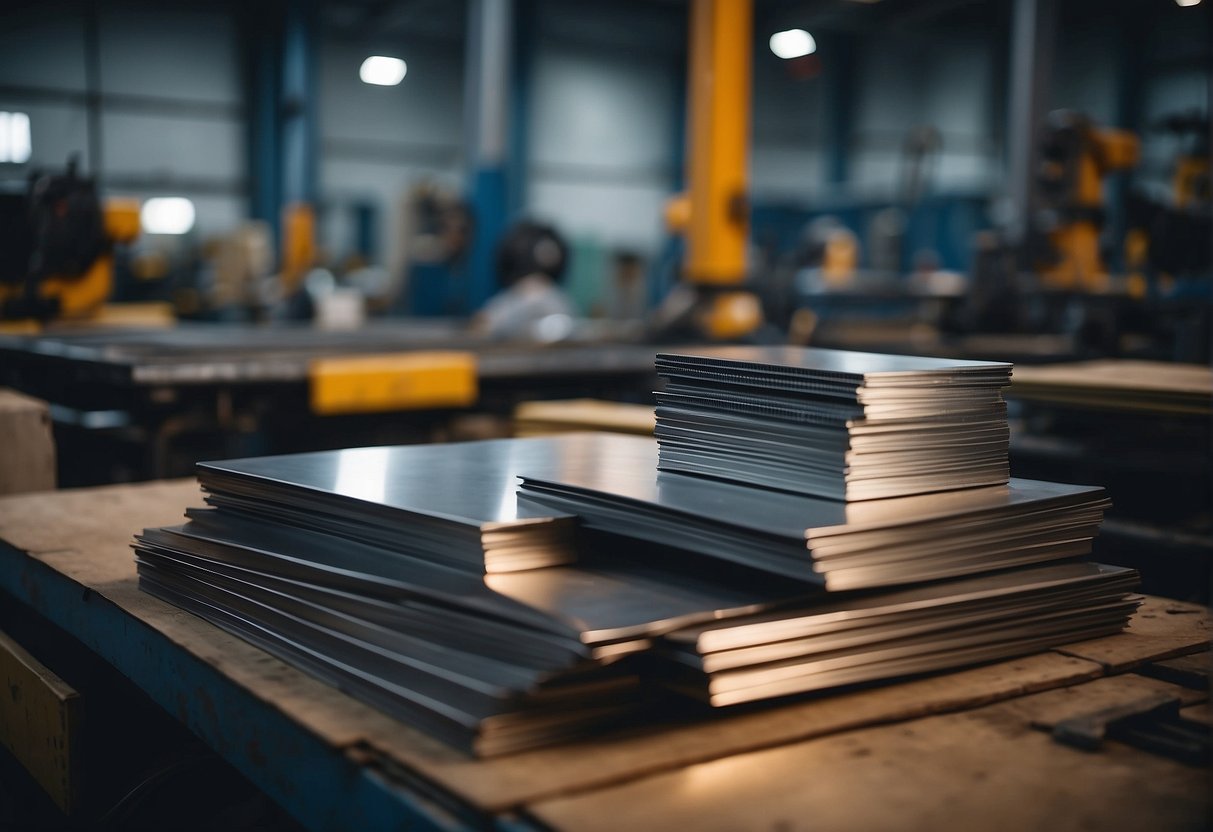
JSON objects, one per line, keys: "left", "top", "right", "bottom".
{"left": 654, "top": 347, "right": 1012, "bottom": 500}
{"left": 517, "top": 434, "right": 1108, "bottom": 589}
{"left": 199, "top": 435, "right": 598, "bottom": 528}
{"left": 658, "top": 346, "right": 1012, "bottom": 380}
{"left": 652, "top": 561, "right": 1139, "bottom": 707}
{"left": 138, "top": 509, "right": 808, "bottom": 646}
{"left": 517, "top": 434, "right": 1102, "bottom": 538}
{"left": 670, "top": 562, "right": 1137, "bottom": 650}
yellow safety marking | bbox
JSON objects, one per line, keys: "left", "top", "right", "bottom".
{"left": 310, "top": 350, "right": 478, "bottom": 415}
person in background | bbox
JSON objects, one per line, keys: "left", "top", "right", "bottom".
{"left": 473, "top": 221, "right": 575, "bottom": 340}
{"left": 598, "top": 250, "right": 648, "bottom": 321}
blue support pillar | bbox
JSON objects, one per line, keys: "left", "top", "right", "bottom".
{"left": 823, "top": 31, "right": 855, "bottom": 190}
{"left": 353, "top": 201, "right": 377, "bottom": 261}
{"left": 245, "top": 0, "right": 317, "bottom": 252}
{"left": 246, "top": 6, "right": 283, "bottom": 247}
{"left": 652, "top": 34, "right": 689, "bottom": 310}
{"left": 507, "top": 0, "right": 534, "bottom": 220}
{"left": 465, "top": 0, "right": 514, "bottom": 313}
{"left": 281, "top": 0, "right": 318, "bottom": 207}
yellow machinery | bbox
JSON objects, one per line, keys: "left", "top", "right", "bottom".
{"left": 0, "top": 161, "right": 140, "bottom": 326}
{"left": 665, "top": 0, "right": 760, "bottom": 339}
{"left": 1035, "top": 111, "right": 1140, "bottom": 291}
{"left": 281, "top": 201, "right": 318, "bottom": 295}
{"left": 37, "top": 201, "right": 141, "bottom": 319}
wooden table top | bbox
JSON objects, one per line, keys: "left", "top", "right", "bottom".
{"left": 0, "top": 480, "right": 1207, "bottom": 831}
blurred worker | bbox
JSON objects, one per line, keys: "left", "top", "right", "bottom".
{"left": 599, "top": 250, "right": 648, "bottom": 321}
{"left": 474, "top": 220, "right": 574, "bottom": 340}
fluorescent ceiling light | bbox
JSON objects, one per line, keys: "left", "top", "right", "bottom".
{"left": 141, "top": 197, "right": 196, "bottom": 235}
{"left": 1175, "top": 0, "right": 1201, "bottom": 6}
{"left": 0, "top": 112, "right": 32, "bottom": 164}
{"left": 360, "top": 56, "right": 407, "bottom": 86}
{"left": 770, "top": 29, "right": 817, "bottom": 60}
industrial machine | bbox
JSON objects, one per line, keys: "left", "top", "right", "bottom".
{"left": 0, "top": 159, "right": 139, "bottom": 324}
{"left": 1126, "top": 111, "right": 1211, "bottom": 291}
{"left": 1031, "top": 110, "right": 1140, "bottom": 291}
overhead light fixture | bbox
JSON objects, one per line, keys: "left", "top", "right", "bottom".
{"left": 0, "top": 111, "right": 32, "bottom": 164}
{"left": 359, "top": 56, "right": 407, "bottom": 86}
{"left": 141, "top": 197, "right": 196, "bottom": 235}
{"left": 769, "top": 29, "right": 817, "bottom": 60}
{"left": 1175, "top": 0, "right": 1201, "bottom": 6}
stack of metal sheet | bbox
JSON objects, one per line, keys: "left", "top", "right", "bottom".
{"left": 657, "top": 562, "right": 1139, "bottom": 706}
{"left": 518, "top": 434, "right": 1110, "bottom": 590}
{"left": 193, "top": 438, "right": 586, "bottom": 574}
{"left": 134, "top": 427, "right": 1134, "bottom": 757}
{"left": 654, "top": 347, "right": 1013, "bottom": 500}
{"left": 134, "top": 437, "right": 818, "bottom": 756}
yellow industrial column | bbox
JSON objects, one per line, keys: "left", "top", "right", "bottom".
{"left": 666, "top": 0, "right": 760, "bottom": 339}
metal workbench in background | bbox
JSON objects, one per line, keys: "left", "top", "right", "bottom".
{"left": 0, "top": 322, "right": 670, "bottom": 485}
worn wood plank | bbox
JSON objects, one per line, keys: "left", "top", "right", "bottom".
{"left": 1054, "top": 596, "right": 1211, "bottom": 672}
{"left": 0, "top": 479, "right": 201, "bottom": 566}
{"left": 361, "top": 652, "right": 1104, "bottom": 812}
{"left": 1001, "top": 673, "right": 1207, "bottom": 729}
{"left": 0, "top": 628, "right": 81, "bottom": 814}
{"left": 1009, "top": 360, "right": 1213, "bottom": 414}
{"left": 529, "top": 676, "right": 1209, "bottom": 832}
{"left": 1138, "top": 651, "right": 1211, "bottom": 690}
{"left": 1151, "top": 651, "right": 1211, "bottom": 678}
{"left": 1179, "top": 702, "right": 1211, "bottom": 727}
{"left": 513, "top": 399, "right": 655, "bottom": 437}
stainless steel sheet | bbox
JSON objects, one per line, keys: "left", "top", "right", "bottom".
{"left": 657, "top": 347, "right": 1011, "bottom": 383}
{"left": 517, "top": 434, "right": 1101, "bottom": 540}
{"left": 198, "top": 435, "right": 591, "bottom": 530}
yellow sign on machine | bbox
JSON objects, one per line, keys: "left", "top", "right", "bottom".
{"left": 309, "top": 351, "right": 479, "bottom": 415}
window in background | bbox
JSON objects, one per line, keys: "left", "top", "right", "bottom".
{"left": 0, "top": 112, "right": 32, "bottom": 164}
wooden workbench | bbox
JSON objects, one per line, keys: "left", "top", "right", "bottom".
{"left": 0, "top": 481, "right": 1208, "bottom": 831}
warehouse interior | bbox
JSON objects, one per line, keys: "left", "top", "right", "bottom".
{"left": 0, "top": 0, "right": 1210, "bottom": 830}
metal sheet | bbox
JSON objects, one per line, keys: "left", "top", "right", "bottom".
{"left": 669, "top": 562, "right": 1137, "bottom": 651}
{"left": 517, "top": 434, "right": 1107, "bottom": 589}
{"left": 653, "top": 348, "right": 1012, "bottom": 500}
{"left": 657, "top": 347, "right": 1011, "bottom": 382}
{"left": 198, "top": 435, "right": 593, "bottom": 530}
{"left": 516, "top": 434, "right": 1102, "bottom": 540}
{"left": 137, "top": 511, "right": 812, "bottom": 646}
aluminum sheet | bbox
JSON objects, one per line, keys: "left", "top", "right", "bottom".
{"left": 517, "top": 434, "right": 1101, "bottom": 539}
{"left": 653, "top": 347, "right": 1013, "bottom": 500}
{"left": 667, "top": 562, "right": 1137, "bottom": 651}
{"left": 657, "top": 347, "right": 1011, "bottom": 383}
{"left": 136, "top": 569, "right": 644, "bottom": 756}
{"left": 136, "top": 511, "right": 813, "bottom": 646}
{"left": 198, "top": 435, "right": 596, "bottom": 529}
{"left": 198, "top": 435, "right": 660, "bottom": 572}
{"left": 517, "top": 434, "right": 1107, "bottom": 589}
